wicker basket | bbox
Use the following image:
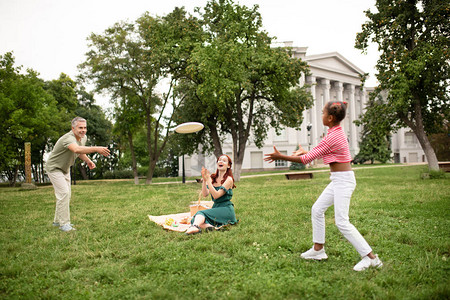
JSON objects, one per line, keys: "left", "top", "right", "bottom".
{"left": 189, "top": 204, "right": 210, "bottom": 216}
{"left": 189, "top": 191, "right": 210, "bottom": 216}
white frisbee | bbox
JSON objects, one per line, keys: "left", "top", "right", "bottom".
{"left": 174, "top": 122, "right": 204, "bottom": 134}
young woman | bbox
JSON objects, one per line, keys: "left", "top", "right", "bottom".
{"left": 264, "top": 101, "right": 382, "bottom": 271}
{"left": 186, "top": 154, "right": 238, "bottom": 235}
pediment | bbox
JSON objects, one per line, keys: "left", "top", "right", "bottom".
{"left": 305, "top": 52, "right": 365, "bottom": 76}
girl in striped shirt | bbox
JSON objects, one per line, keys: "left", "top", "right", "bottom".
{"left": 264, "top": 101, "right": 382, "bottom": 271}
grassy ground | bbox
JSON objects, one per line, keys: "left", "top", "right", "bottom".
{"left": 0, "top": 165, "right": 449, "bottom": 299}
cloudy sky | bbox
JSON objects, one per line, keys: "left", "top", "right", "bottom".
{"left": 0, "top": 0, "right": 379, "bottom": 106}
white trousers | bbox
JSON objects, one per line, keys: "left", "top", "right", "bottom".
{"left": 311, "top": 171, "right": 372, "bottom": 257}
{"left": 47, "top": 171, "right": 71, "bottom": 226}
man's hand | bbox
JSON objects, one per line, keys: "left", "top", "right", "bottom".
{"left": 97, "top": 147, "right": 110, "bottom": 157}
{"left": 87, "top": 160, "right": 96, "bottom": 170}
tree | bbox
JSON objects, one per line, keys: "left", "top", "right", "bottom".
{"left": 112, "top": 94, "right": 143, "bottom": 184}
{"left": 0, "top": 52, "right": 60, "bottom": 185}
{"left": 356, "top": 0, "right": 450, "bottom": 171}
{"left": 176, "top": 0, "right": 313, "bottom": 180}
{"left": 79, "top": 8, "right": 204, "bottom": 184}
{"left": 354, "top": 95, "right": 392, "bottom": 164}
{"left": 74, "top": 88, "right": 114, "bottom": 180}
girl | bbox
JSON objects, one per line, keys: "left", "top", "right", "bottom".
{"left": 186, "top": 154, "right": 238, "bottom": 235}
{"left": 264, "top": 101, "right": 382, "bottom": 271}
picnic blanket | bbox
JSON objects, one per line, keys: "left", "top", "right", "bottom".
{"left": 148, "top": 201, "right": 214, "bottom": 232}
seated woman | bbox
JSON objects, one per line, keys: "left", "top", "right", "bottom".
{"left": 186, "top": 154, "right": 238, "bottom": 235}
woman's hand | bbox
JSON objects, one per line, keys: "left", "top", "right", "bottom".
{"left": 201, "top": 167, "right": 210, "bottom": 181}
{"left": 293, "top": 144, "right": 308, "bottom": 156}
{"left": 264, "top": 146, "right": 282, "bottom": 163}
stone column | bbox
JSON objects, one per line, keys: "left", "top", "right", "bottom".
{"left": 22, "top": 142, "right": 36, "bottom": 189}
{"left": 320, "top": 79, "right": 330, "bottom": 138}
{"left": 307, "top": 76, "right": 317, "bottom": 147}
{"left": 334, "top": 81, "right": 344, "bottom": 102}
{"left": 360, "top": 87, "right": 367, "bottom": 112}
{"left": 347, "top": 84, "right": 358, "bottom": 155}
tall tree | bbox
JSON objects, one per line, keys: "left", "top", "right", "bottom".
{"left": 356, "top": 0, "right": 450, "bottom": 171}
{"left": 176, "top": 0, "right": 313, "bottom": 180}
{"left": 354, "top": 94, "right": 392, "bottom": 164}
{"left": 74, "top": 88, "right": 114, "bottom": 180}
{"left": 0, "top": 52, "right": 60, "bottom": 185}
{"left": 79, "top": 8, "right": 203, "bottom": 184}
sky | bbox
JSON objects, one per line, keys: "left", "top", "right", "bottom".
{"left": 0, "top": 0, "right": 379, "bottom": 107}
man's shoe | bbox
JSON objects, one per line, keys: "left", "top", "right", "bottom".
{"left": 300, "top": 247, "right": 328, "bottom": 260}
{"left": 59, "top": 224, "right": 76, "bottom": 232}
{"left": 353, "top": 254, "right": 383, "bottom": 271}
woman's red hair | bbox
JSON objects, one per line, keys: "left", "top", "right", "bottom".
{"left": 211, "top": 154, "right": 236, "bottom": 188}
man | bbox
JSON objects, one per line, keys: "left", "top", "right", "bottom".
{"left": 45, "top": 117, "right": 110, "bottom": 232}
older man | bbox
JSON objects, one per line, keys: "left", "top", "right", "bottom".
{"left": 45, "top": 117, "right": 110, "bottom": 232}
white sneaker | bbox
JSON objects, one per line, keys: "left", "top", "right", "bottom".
{"left": 300, "top": 247, "right": 328, "bottom": 260}
{"left": 59, "top": 224, "right": 76, "bottom": 232}
{"left": 353, "top": 254, "right": 383, "bottom": 271}
{"left": 53, "top": 222, "right": 73, "bottom": 227}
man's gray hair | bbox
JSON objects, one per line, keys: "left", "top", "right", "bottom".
{"left": 71, "top": 117, "right": 87, "bottom": 127}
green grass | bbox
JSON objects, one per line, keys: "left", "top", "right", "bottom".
{"left": 1, "top": 165, "right": 449, "bottom": 299}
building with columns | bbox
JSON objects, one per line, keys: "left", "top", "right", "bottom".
{"left": 179, "top": 44, "right": 426, "bottom": 176}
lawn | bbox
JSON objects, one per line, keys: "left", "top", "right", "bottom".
{"left": 0, "top": 165, "right": 449, "bottom": 299}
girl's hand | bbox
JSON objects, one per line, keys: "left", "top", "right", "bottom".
{"left": 293, "top": 144, "right": 307, "bottom": 156}
{"left": 264, "top": 146, "right": 282, "bottom": 163}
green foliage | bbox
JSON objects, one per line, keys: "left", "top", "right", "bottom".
{"left": 0, "top": 52, "right": 61, "bottom": 185}
{"left": 0, "top": 166, "right": 449, "bottom": 298}
{"left": 290, "top": 146, "right": 306, "bottom": 170}
{"left": 355, "top": 0, "right": 450, "bottom": 170}
{"left": 74, "top": 94, "right": 115, "bottom": 180}
{"left": 428, "top": 170, "right": 446, "bottom": 179}
{"left": 174, "top": 0, "right": 313, "bottom": 175}
{"left": 79, "top": 8, "right": 204, "bottom": 183}
{"left": 354, "top": 95, "right": 392, "bottom": 164}
{"left": 289, "top": 162, "right": 305, "bottom": 170}
{"left": 0, "top": 52, "right": 115, "bottom": 184}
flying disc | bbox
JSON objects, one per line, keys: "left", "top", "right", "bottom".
{"left": 174, "top": 122, "right": 204, "bottom": 134}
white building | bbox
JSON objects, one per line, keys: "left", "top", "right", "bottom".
{"left": 180, "top": 45, "right": 426, "bottom": 176}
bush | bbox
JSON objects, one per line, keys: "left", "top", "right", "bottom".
{"left": 429, "top": 170, "right": 446, "bottom": 179}
{"left": 289, "top": 161, "right": 305, "bottom": 170}
{"left": 420, "top": 170, "right": 446, "bottom": 180}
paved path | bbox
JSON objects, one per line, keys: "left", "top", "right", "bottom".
{"left": 151, "top": 163, "right": 427, "bottom": 184}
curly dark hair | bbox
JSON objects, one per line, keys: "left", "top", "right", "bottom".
{"left": 324, "top": 101, "right": 348, "bottom": 122}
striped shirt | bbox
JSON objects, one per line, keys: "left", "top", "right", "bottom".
{"left": 300, "top": 126, "right": 352, "bottom": 165}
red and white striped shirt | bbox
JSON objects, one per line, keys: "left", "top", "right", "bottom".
{"left": 300, "top": 126, "right": 352, "bottom": 165}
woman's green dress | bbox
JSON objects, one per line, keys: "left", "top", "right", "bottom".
{"left": 191, "top": 186, "right": 237, "bottom": 226}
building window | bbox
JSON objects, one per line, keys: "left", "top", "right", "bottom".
{"left": 275, "top": 151, "right": 288, "bottom": 167}
{"left": 404, "top": 132, "right": 417, "bottom": 144}
{"left": 251, "top": 152, "right": 263, "bottom": 169}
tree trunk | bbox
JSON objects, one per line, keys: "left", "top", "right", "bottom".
{"left": 209, "top": 125, "right": 223, "bottom": 159}
{"left": 413, "top": 126, "right": 439, "bottom": 171}
{"left": 146, "top": 159, "right": 157, "bottom": 184}
{"left": 234, "top": 154, "right": 244, "bottom": 181}
{"left": 11, "top": 165, "right": 19, "bottom": 187}
{"left": 128, "top": 131, "right": 139, "bottom": 185}
{"left": 403, "top": 98, "right": 440, "bottom": 171}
